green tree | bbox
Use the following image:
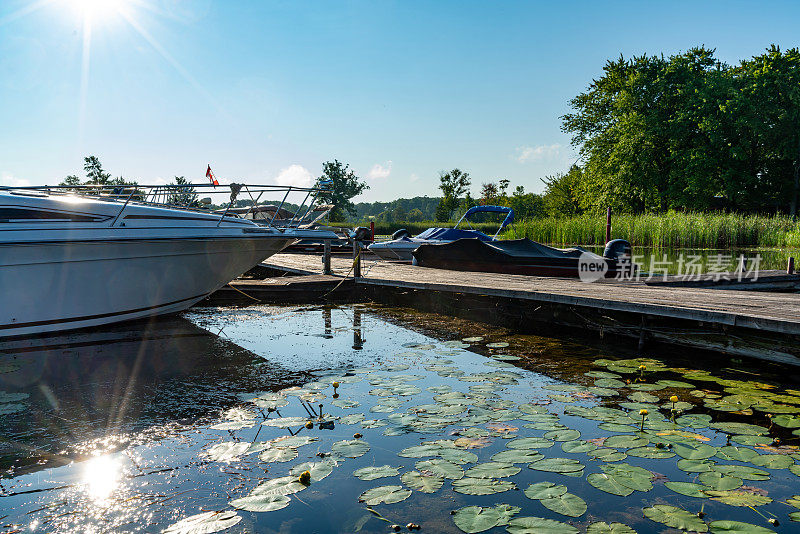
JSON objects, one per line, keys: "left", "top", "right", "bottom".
{"left": 83, "top": 155, "right": 112, "bottom": 185}
{"left": 741, "top": 46, "right": 800, "bottom": 215}
{"left": 60, "top": 156, "right": 138, "bottom": 189}
{"left": 62, "top": 175, "right": 81, "bottom": 187}
{"left": 542, "top": 165, "right": 584, "bottom": 216}
{"left": 407, "top": 208, "right": 424, "bottom": 222}
{"left": 167, "top": 176, "right": 199, "bottom": 206}
{"left": 315, "top": 159, "right": 369, "bottom": 222}
{"left": 509, "top": 185, "right": 545, "bottom": 220}
{"left": 436, "top": 168, "right": 471, "bottom": 221}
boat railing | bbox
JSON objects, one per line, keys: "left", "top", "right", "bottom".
{"left": 0, "top": 183, "right": 331, "bottom": 229}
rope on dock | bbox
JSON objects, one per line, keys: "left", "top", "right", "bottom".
{"left": 225, "top": 283, "right": 262, "bottom": 303}
{"left": 321, "top": 249, "right": 361, "bottom": 298}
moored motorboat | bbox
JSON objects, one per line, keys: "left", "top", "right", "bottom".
{"left": 412, "top": 238, "right": 633, "bottom": 279}
{"left": 368, "top": 205, "right": 514, "bottom": 261}
{"left": 0, "top": 184, "right": 337, "bottom": 337}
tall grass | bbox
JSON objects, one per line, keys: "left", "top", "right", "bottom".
{"left": 503, "top": 212, "right": 800, "bottom": 249}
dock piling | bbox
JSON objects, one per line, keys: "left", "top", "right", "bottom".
{"left": 323, "top": 240, "right": 332, "bottom": 275}
{"left": 353, "top": 240, "right": 362, "bottom": 278}
{"left": 788, "top": 257, "right": 795, "bottom": 275}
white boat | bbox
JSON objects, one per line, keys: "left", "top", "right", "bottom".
{"left": 0, "top": 184, "right": 337, "bottom": 337}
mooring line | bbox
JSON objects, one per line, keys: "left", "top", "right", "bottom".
{"left": 321, "top": 248, "right": 361, "bottom": 299}
{"left": 225, "top": 283, "right": 262, "bottom": 303}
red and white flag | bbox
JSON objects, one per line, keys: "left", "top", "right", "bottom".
{"left": 206, "top": 165, "right": 219, "bottom": 186}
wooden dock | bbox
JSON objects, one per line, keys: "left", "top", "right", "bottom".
{"left": 248, "top": 253, "right": 800, "bottom": 365}
{"left": 208, "top": 274, "right": 355, "bottom": 304}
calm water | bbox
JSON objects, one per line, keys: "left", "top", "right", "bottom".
{"left": 1, "top": 304, "right": 800, "bottom": 533}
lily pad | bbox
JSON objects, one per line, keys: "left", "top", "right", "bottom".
{"left": 465, "top": 462, "right": 521, "bottom": 478}
{"left": 712, "top": 464, "right": 770, "bottom": 481}
{"left": 258, "top": 447, "right": 298, "bottom": 463}
{"left": 397, "top": 467, "right": 444, "bottom": 493}
{"left": 506, "top": 516, "right": 579, "bottom": 534}
{"left": 544, "top": 429, "right": 581, "bottom": 441}
{"left": 539, "top": 492, "right": 587, "bottom": 517}
{"left": 750, "top": 453, "right": 794, "bottom": 469}
{"left": 358, "top": 485, "right": 412, "bottom": 505}
{"left": 528, "top": 457, "right": 584, "bottom": 473}
{"left": 331, "top": 439, "right": 370, "bottom": 458}
{"left": 643, "top": 504, "right": 708, "bottom": 532}
{"left": 586, "top": 473, "right": 634, "bottom": 497}
{"left": 708, "top": 521, "right": 776, "bottom": 533}
{"left": 290, "top": 460, "right": 335, "bottom": 482}
{"left": 452, "top": 504, "right": 521, "bottom": 533}
{"left": 162, "top": 511, "right": 242, "bottom": 533}
{"left": 353, "top": 465, "right": 400, "bottom": 481}
{"left": 698, "top": 471, "right": 743, "bottom": 490}
{"left": 415, "top": 459, "right": 464, "bottom": 479}
{"left": 523, "top": 481, "right": 568, "bottom": 500}
{"left": 492, "top": 449, "right": 544, "bottom": 464}
{"left": 229, "top": 493, "right": 291, "bottom": 512}
{"left": 452, "top": 477, "right": 515, "bottom": 495}
{"left": 586, "top": 522, "right": 637, "bottom": 534}
{"left": 704, "top": 490, "right": 772, "bottom": 506}
{"left": 249, "top": 476, "right": 307, "bottom": 496}
{"left": 665, "top": 481, "right": 710, "bottom": 498}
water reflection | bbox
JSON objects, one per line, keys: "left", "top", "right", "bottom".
{"left": 0, "top": 315, "right": 303, "bottom": 474}
{"left": 82, "top": 454, "right": 120, "bottom": 502}
{"left": 3, "top": 304, "right": 800, "bottom": 533}
{"left": 353, "top": 307, "right": 364, "bottom": 350}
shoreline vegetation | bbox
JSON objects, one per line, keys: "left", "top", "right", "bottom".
{"left": 364, "top": 212, "right": 800, "bottom": 249}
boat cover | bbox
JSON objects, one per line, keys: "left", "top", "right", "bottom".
{"left": 413, "top": 238, "right": 604, "bottom": 263}
{"left": 412, "top": 227, "right": 492, "bottom": 241}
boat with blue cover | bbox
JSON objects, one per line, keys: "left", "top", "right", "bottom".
{"left": 367, "top": 205, "right": 514, "bottom": 261}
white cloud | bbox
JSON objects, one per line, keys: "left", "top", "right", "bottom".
{"left": 409, "top": 173, "right": 420, "bottom": 183}
{"left": 0, "top": 172, "right": 30, "bottom": 187}
{"left": 515, "top": 144, "right": 562, "bottom": 163}
{"left": 367, "top": 161, "right": 392, "bottom": 180}
{"left": 274, "top": 164, "right": 314, "bottom": 188}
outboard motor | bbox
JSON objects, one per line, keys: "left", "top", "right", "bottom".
{"left": 603, "top": 239, "right": 632, "bottom": 261}
{"left": 391, "top": 228, "right": 412, "bottom": 240}
{"left": 603, "top": 239, "right": 634, "bottom": 277}
{"left": 351, "top": 227, "right": 371, "bottom": 242}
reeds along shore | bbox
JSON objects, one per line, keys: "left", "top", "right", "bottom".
{"left": 366, "top": 212, "right": 800, "bottom": 249}
{"left": 503, "top": 212, "right": 800, "bottom": 249}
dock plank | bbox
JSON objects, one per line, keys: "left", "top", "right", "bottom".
{"left": 262, "top": 253, "right": 800, "bottom": 335}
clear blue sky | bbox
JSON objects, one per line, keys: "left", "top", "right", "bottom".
{"left": 1, "top": 0, "right": 798, "bottom": 201}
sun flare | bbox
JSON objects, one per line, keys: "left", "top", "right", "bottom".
{"left": 65, "top": 0, "right": 129, "bottom": 18}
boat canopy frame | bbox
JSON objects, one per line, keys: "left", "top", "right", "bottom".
{"left": 454, "top": 205, "right": 514, "bottom": 239}
{"left": 0, "top": 183, "right": 333, "bottom": 230}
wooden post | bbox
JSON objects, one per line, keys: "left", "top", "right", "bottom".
{"left": 605, "top": 207, "right": 612, "bottom": 244}
{"left": 370, "top": 221, "right": 375, "bottom": 242}
{"left": 323, "top": 240, "right": 332, "bottom": 275}
{"left": 788, "top": 256, "right": 795, "bottom": 275}
{"left": 352, "top": 239, "right": 361, "bottom": 278}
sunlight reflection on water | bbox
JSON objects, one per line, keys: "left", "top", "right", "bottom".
{"left": 82, "top": 454, "right": 120, "bottom": 502}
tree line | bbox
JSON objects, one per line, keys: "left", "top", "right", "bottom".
{"left": 560, "top": 45, "right": 800, "bottom": 215}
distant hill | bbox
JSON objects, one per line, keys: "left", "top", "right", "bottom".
{"left": 352, "top": 196, "right": 441, "bottom": 222}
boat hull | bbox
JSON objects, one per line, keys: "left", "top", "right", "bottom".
{"left": 0, "top": 236, "right": 292, "bottom": 337}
